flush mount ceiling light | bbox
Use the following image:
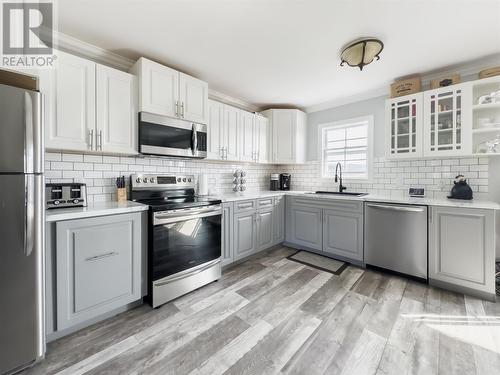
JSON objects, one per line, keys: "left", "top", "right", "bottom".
{"left": 340, "top": 38, "right": 383, "bottom": 71}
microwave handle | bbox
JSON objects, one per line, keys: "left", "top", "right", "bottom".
{"left": 191, "top": 124, "right": 198, "bottom": 155}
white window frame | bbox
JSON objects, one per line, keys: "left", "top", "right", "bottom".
{"left": 318, "top": 115, "right": 374, "bottom": 181}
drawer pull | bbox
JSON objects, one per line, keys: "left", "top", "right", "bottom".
{"left": 238, "top": 203, "right": 253, "bottom": 208}
{"left": 86, "top": 251, "right": 118, "bottom": 262}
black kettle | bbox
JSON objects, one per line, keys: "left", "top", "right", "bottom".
{"left": 448, "top": 175, "right": 473, "bottom": 200}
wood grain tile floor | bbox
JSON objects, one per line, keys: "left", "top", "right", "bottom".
{"left": 22, "top": 246, "right": 500, "bottom": 375}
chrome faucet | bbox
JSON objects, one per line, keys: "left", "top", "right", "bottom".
{"left": 334, "top": 162, "right": 347, "bottom": 193}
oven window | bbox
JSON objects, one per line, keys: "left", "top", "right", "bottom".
{"left": 152, "top": 214, "right": 221, "bottom": 280}
{"left": 140, "top": 122, "right": 192, "bottom": 150}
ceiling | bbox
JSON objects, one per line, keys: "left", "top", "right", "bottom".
{"left": 58, "top": 0, "right": 500, "bottom": 111}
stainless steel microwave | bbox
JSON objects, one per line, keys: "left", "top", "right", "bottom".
{"left": 138, "top": 112, "right": 207, "bottom": 158}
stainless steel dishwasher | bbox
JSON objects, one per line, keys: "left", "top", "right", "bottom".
{"left": 364, "top": 202, "right": 428, "bottom": 280}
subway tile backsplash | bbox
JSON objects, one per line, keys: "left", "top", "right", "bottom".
{"left": 45, "top": 152, "right": 490, "bottom": 203}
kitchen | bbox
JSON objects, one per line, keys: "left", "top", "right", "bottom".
{"left": 1, "top": 1, "right": 500, "bottom": 374}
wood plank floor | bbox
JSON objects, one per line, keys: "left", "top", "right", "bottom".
{"left": 22, "top": 246, "right": 500, "bottom": 375}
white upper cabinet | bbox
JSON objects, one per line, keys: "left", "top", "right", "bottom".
{"left": 207, "top": 99, "right": 224, "bottom": 159}
{"left": 255, "top": 114, "right": 269, "bottom": 163}
{"left": 222, "top": 104, "right": 240, "bottom": 161}
{"left": 45, "top": 51, "right": 96, "bottom": 152}
{"left": 262, "top": 109, "right": 307, "bottom": 164}
{"left": 423, "top": 83, "right": 472, "bottom": 157}
{"left": 132, "top": 58, "right": 178, "bottom": 119}
{"left": 240, "top": 110, "right": 255, "bottom": 162}
{"left": 386, "top": 93, "right": 423, "bottom": 159}
{"left": 131, "top": 57, "right": 208, "bottom": 124}
{"left": 179, "top": 72, "right": 208, "bottom": 124}
{"left": 96, "top": 64, "right": 137, "bottom": 154}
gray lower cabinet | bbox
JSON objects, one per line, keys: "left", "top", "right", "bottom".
{"left": 55, "top": 213, "right": 142, "bottom": 330}
{"left": 221, "top": 202, "right": 234, "bottom": 266}
{"left": 286, "top": 204, "right": 322, "bottom": 251}
{"left": 429, "top": 206, "right": 496, "bottom": 298}
{"left": 257, "top": 207, "right": 274, "bottom": 250}
{"left": 273, "top": 196, "right": 285, "bottom": 245}
{"left": 323, "top": 209, "right": 363, "bottom": 261}
{"left": 233, "top": 210, "right": 257, "bottom": 261}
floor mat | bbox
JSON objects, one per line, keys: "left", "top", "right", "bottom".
{"left": 288, "top": 251, "right": 349, "bottom": 275}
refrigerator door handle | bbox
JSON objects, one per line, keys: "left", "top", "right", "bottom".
{"left": 24, "top": 91, "right": 43, "bottom": 174}
{"left": 25, "top": 175, "right": 35, "bottom": 257}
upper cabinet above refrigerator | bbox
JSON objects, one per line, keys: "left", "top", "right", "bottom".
{"left": 131, "top": 57, "right": 208, "bottom": 125}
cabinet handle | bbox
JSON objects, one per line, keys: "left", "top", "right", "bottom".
{"left": 181, "top": 102, "right": 185, "bottom": 117}
{"left": 86, "top": 251, "right": 118, "bottom": 262}
{"left": 88, "top": 129, "right": 94, "bottom": 150}
{"left": 175, "top": 101, "right": 179, "bottom": 117}
{"left": 98, "top": 130, "right": 103, "bottom": 150}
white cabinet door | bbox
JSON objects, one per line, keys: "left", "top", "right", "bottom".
{"left": 255, "top": 115, "right": 269, "bottom": 163}
{"left": 323, "top": 209, "right": 363, "bottom": 261}
{"left": 272, "top": 110, "right": 296, "bottom": 163}
{"left": 429, "top": 206, "right": 495, "bottom": 296}
{"left": 135, "top": 58, "right": 179, "bottom": 118}
{"left": 287, "top": 204, "right": 322, "bottom": 250}
{"left": 233, "top": 211, "right": 257, "bottom": 261}
{"left": 240, "top": 110, "right": 255, "bottom": 162}
{"left": 221, "top": 203, "right": 234, "bottom": 266}
{"left": 272, "top": 196, "right": 285, "bottom": 245}
{"left": 207, "top": 99, "right": 223, "bottom": 160}
{"left": 257, "top": 207, "right": 274, "bottom": 251}
{"left": 96, "top": 64, "right": 137, "bottom": 155}
{"left": 423, "top": 83, "right": 472, "bottom": 157}
{"left": 45, "top": 51, "right": 95, "bottom": 151}
{"left": 179, "top": 72, "right": 208, "bottom": 124}
{"left": 386, "top": 93, "right": 423, "bottom": 159}
{"left": 222, "top": 105, "right": 240, "bottom": 161}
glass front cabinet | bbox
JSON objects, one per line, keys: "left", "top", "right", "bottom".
{"left": 386, "top": 83, "right": 473, "bottom": 159}
{"left": 386, "top": 93, "right": 423, "bottom": 158}
{"left": 423, "top": 83, "right": 472, "bottom": 157}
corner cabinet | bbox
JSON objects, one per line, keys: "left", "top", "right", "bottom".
{"left": 55, "top": 213, "right": 143, "bottom": 331}
{"left": 44, "top": 50, "right": 138, "bottom": 155}
{"left": 131, "top": 57, "right": 208, "bottom": 124}
{"left": 429, "top": 206, "right": 496, "bottom": 299}
{"left": 262, "top": 109, "right": 307, "bottom": 164}
{"left": 386, "top": 93, "right": 423, "bottom": 158}
{"left": 423, "top": 83, "right": 472, "bottom": 157}
{"left": 286, "top": 202, "right": 323, "bottom": 251}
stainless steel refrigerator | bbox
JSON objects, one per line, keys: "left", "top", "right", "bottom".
{"left": 0, "top": 83, "right": 45, "bottom": 374}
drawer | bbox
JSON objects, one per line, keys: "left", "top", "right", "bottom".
{"left": 258, "top": 197, "right": 274, "bottom": 208}
{"left": 234, "top": 199, "right": 256, "bottom": 213}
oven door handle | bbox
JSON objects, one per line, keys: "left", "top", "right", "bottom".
{"left": 154, "top": 258, "right": 221, "bottom": 287}
{"left": 154, "top": 208, "right": 222, "bottom": 225}
{"left": 191, "top": 123, "right": 198, "bottom": 156}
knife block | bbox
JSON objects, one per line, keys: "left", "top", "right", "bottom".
{"left": 116, "top": 188, "right": 127, "bottom": 202}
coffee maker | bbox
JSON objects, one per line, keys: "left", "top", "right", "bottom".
{"left": 270, "top": 174, "right": 280, "bottom": 191}
{"left": 279, "top": 173, "right": 291, "bottom": 190}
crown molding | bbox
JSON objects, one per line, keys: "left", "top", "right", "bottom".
{"left": 306, "top": 53, "right": 500, "bottom": 114}
{"left": 208, "top": 88, "right": 260, "bottom": 112}
{"left": 54, "top": 32, "right": 136, "bottom": 71}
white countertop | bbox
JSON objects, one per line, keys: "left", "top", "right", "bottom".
{"left": 211, "top": 191, "right": 500, "bottom": 210}
{"left": 46, "top": 201, "right": 149, "bottom": 222}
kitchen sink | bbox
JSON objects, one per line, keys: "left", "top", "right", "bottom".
{"left": 313, "top": 191, "right": 368, "bottom": 197}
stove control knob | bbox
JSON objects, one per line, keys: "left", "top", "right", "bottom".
{"left": 182, "top": 178, "right": 186, "bottom": 182}
{"left": 177, "top": 177, "right": 181, "bottom": 182}
{"left": 54, "top": 200, "right": 60, "bottom": 205}
{"left": 188, "top": 178, "right": 192, "bottom": 182}
{"left": 150, "top": 177, "right": 156, "bottom": 183}
{"left": 136, "top": 177, "right": 142, "bottom": 183}
{"left": 143, "top": 177, "right": 148, "bottom": 183}
{"left": 73, "top": 199, "right": 80, "bottom": 204}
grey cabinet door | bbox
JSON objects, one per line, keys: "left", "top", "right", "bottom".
{"left": 258, "top": 207, "right": 274, "bottom": 251}
{"left": 273, "top": 196, "right": 285, "bottom": 245}
{"left": 288, "top": 205, "right": 322, "bottom": 250}
{"left": 323, "top": 209, "right": 363, "bottom": 261}
{"left": 56, "top": 213, "right": 142, "bottom": 330}
{"left": 221, "top": 203, "right": 234, "bottom": 266}
{"left": 233, "top": 210, "right": 257, "bottom": 261}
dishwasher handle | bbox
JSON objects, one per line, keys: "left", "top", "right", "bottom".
{"left": 366, "top": 203, "right": 425, "bottom": 213}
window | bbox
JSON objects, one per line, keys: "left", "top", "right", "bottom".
{"left": 320, "top": 116, "right": 373, "bottom": 180}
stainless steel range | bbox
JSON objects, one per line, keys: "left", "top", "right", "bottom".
{"left": 130, "top": 174, "right": 222, "bottom": 308}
